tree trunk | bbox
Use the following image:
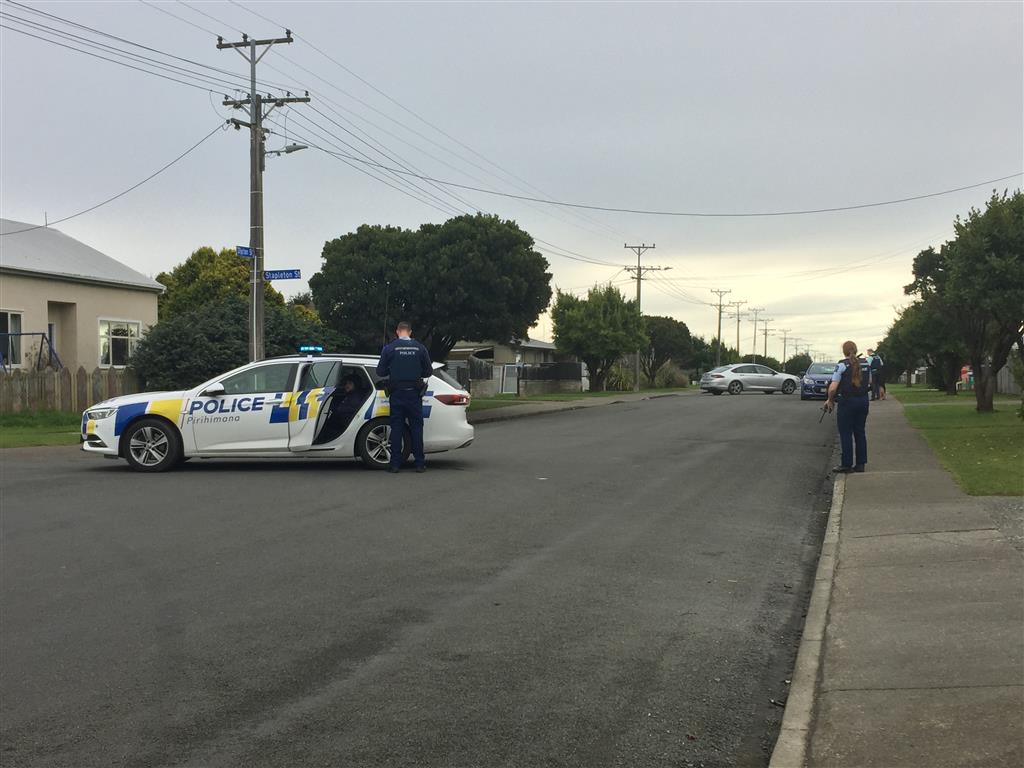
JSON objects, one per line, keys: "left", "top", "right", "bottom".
{"left": 943, "top": 357, "right": 960, "bottom": 395}
{"left": 973, "top": 356, "right": 995, "bottom": 412}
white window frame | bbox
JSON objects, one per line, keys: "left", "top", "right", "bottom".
{"left": 98, "top": 317, "right": 142, "bottom": 369}
{"left": 0, "top": 309, "right": 24, "bottom": 368}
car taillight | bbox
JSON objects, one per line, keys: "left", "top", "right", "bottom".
{"left": 711, "top": 374, "right": 724, "bottom": 378}
{"left": 435, "top": 393, "right": 470, "bottom": 406}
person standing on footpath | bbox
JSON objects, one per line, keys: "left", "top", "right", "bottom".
{"left": 377, "top": 321, "right": 432, "bottom": 473}
{"left": 867, "top": 348, "right": 885, "bottom": 401}
{"left": 825, "top": 340, "right": 872, "bottom": 474}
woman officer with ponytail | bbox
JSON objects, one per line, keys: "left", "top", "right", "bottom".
{"left": 824, "top": 340, "right": 872, "bottom": 474}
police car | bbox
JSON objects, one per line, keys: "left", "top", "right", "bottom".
{"left": 80, "top": 351, "right": 474, "bottom": 472}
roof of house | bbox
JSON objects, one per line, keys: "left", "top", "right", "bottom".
{"left": 0, "top": 219, "right": 164, "bottom": 293}
{"left": 452, "top": 338, "right": 558, "bottom": 352}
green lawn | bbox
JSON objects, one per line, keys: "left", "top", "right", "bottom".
{"left": 0, "top": 411, "right": 82, "bottom": 449}
{"left": 891, "top": 391, "right": 1024, "bottom": 496}
{"left": 888, "top": 387, "right": 1017, "bottom": 406}
{"left": 467, "top": 388, "right": 692, "bottom": 411}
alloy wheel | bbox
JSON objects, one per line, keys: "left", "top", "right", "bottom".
{"left": 128, "top": 426, "right": 169, "bottom": 467}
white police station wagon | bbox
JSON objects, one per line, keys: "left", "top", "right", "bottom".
{"left": 80, "top": 351, "right": 474, "bottom": 472}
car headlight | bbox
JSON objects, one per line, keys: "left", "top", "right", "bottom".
{"left": 802, "top": 376, "right": 813, "bottom": 384}
{"left": 86, "top": 407, "right": 117, "bottom": 420}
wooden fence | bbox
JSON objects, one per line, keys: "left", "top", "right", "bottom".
{"left": 0, "top": 367, "right": 141, "bottom": 414}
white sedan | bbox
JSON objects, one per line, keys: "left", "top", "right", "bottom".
{"left": 81, "top": 353, "right": 474, "bottom": 472}
{"left": 699, "top": 364, "right": 800, "bottom": 395}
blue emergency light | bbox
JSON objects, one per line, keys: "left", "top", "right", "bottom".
{"left": 299, "top": 345, "right": 324, "bottom": 355}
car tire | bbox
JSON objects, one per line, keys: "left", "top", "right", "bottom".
{"left": 800, "top": 394, "right": 809, "bottom": 401}
{"left": 764, "top": 390, "right": 774, "bottom": 395}
{"left": 727, "top": 380, "right": 743, "bottom": 395}
{"left": 122, "top": 418, "right": 183, "bottom": 473}
{"left": 782, "top": 381, "right": 796, "bottom": 395}
{"left": 357, "top": 417, "right": 410, "bottom": 470}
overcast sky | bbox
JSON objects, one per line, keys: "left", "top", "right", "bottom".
{"left": 2, "top": 0, "right": 1021, "bottom": 360}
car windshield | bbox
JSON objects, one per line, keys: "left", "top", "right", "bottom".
{"left": 807, "top": 363, "right": 837, "bottom": 375}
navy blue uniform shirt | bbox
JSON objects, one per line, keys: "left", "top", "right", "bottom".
{"left": 377, "top": 337, "right": 432, "bottom": 388}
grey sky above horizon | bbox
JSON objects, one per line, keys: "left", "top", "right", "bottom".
{"left": 2, "top": 0, "right": 1021, "bottom": 361}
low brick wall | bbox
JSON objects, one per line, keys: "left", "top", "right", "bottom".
{"left": 469, "top": 379, "right": 500, "bottom": 398}
{"left": 520, "top": 379, "right": 583, "bottom": 396}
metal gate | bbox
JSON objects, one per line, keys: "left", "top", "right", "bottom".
{"left": 501, "top": 364, "right": 519, "bottom": 394}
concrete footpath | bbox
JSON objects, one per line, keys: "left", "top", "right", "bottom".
{"left": 773, "top": 399, "right": 1024, "bottom": 767}
{"left": 467, "top": 390, "right": 691, "bottom": 424}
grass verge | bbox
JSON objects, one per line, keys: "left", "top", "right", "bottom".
{"left": 888, "top": 387, "right": 1018, "bottom": 406}
{"left": 0, "top": 411, "right": 82, "bottom": 449}
{"left": 891, "top": 392, "right": 1023, "bottom": 496}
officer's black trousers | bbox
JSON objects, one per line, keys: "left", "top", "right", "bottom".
{"left": 388, "top": 388, "right": 425, "bottom": 468}
{"left": 837, "top": 395, "right": 869, "bottom": 468}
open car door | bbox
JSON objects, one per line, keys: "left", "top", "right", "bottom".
{"left": 288, "top": 361, "right": 373, "bottom": 452}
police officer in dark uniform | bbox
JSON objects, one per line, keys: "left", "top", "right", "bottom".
{"left": 867, "top": 348, "right": 885, "bottom": 401}
{"left": 825, "top": 340, "right": 872, "bottom": 473}
{"left": 376, "top": 321, "right": 432, "bottom": 473}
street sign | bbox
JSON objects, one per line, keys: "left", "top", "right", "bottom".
{"left": 264, "top": 269, "right": 301, "bottom": 280}
{"left": 236, "top": 245, "right": 253, "bottom": 257}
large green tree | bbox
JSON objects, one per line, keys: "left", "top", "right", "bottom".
{"left": 309, "top": 214, "right": 552, "bottom": 361}
{"left": 904, "top": 191, "right": 1023, "bottom": 411}
{"left": 156, "top": 246, "right": 285, "bottom": 320}
{"left": 783, "top": 353, "right": 813, "bottom": 375}
{"left": 131, "top": 296, "right": 343, "bottom": 390}
{"left": 639, "top": 315, "right": 694, "bottom": 387}
{"left": 551, "top": 285, "right": 647, "bottom": 391}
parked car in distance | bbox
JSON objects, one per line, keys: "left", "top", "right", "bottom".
{"left": 699, "top": 364, "right": 800, "bottom": 395}
{"left": 800, "top": 362, "right": 838, "bottom": 400}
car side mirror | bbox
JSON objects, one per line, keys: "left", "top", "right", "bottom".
{"left": 201, "top": 382, "right": 226, "bottom": 397}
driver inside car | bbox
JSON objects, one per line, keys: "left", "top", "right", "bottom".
{"left": 317, "top": 375, "right": 367, "bottom": 444}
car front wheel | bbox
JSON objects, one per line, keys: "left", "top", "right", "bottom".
{"left": 356, "top": 418, "right": 411, "bottom": 470}
{"left": 782, "top": 380, "right": 796, "bottom": 395}
{"left": 727, "top": 380, "right": 743, "bottom": 395}
{"left": 122, "top": 418, "right": 183, "bottom": 472}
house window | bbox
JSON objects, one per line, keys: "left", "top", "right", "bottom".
{"left": 0, "top": 311, "right": 22, "bottom": 367}
{"left": 99, "top": 320, "right": 141, "bottom": 367}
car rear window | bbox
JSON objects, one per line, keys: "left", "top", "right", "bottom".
{"left": 710, "top": 366, "right": 731, "bottom": 373}
{"left": 432, "top": 367, "right": 465, "bottom": 391}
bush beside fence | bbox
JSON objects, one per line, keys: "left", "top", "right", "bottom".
{"left": 0, "top": 367, "right": 140, "bottom": 414}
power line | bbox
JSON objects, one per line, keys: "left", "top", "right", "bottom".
{"left": 225, "top": 0, "right": 629, "bottom": 241}
{"left": 0, "top": 11, "right": 252, "bottom": 93}
{"left": 258, "top": 149, "right": 1023, "bottom": 218}
{"left": 176, "top": 0, "right": 246, "bottom": 36}
{"left": 0, "top": 23, "right": 219, "bottom": 93}
{"left": 5, "top": 1, "right": 273, "bottom": 87}
{"left": 279, "top": 121, "right": 625, "bottom": 267}
{"left": 1, "top": 123, "right": 225, "bottom": 236}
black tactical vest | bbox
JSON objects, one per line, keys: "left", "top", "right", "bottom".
{"left": 837, "top": 359, "right": 871, "bottom": 399}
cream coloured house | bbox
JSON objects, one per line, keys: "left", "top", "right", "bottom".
{"left": 0, "top": 219, "right": 162, "bottom": 370}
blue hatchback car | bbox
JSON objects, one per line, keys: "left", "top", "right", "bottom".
{"left": 801, "top": 362, "right": 838, "bottom": 400}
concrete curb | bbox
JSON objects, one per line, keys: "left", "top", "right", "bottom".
{"left": 768, "top": 473, "right": 846, "bottom": 768}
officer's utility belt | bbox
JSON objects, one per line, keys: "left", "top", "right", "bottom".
{"left": 385, "top": 380, "right": 425, "bottom": 396}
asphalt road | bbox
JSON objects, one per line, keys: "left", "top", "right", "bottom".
{"left": 1, "top": 392, "right": 835, "bottom": 767}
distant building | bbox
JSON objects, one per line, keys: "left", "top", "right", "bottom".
{"left": 449, "top": 338, "right": 560, "bottom": 366}
{"left": 0, "top": 219, "right": 163, "bottom": 370}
